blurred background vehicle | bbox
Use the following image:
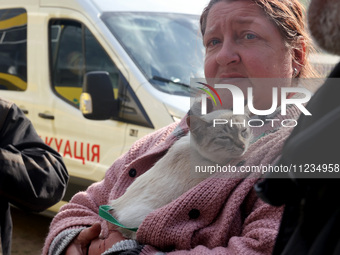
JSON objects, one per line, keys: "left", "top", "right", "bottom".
{"left": 0, "top": 0, "right": 208, "bottom": 214}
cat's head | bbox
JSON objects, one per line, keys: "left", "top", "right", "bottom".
{"left": 187, "top": 110, "right": 251, "bottom": 165}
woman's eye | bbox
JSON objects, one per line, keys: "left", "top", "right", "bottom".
{"left": 207, "top": 39, "right": 221, "bottom": 47}
{"left": 212, "top": 39, "right": 220, "bottom": 45}
{"left": 244, "top": 33, "right": 257, "bottom": 40}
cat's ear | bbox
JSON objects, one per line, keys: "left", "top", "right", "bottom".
{"left": 206, "top": 97, "right": 214, "bottom": 113}
{"left": 188, "top": 97, "right": 214, "bottom": 116}
{"left": 244, "top": 104, "right": 251, "bottom": 118}
{"left": 186, "top": 115, "right": 208, "bottom": 137}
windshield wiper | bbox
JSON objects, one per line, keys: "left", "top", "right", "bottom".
{"left": 152, "top": 75, "right": 191, "bottom": 89}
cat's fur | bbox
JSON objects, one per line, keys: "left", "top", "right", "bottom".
{"left": 108, "top": 110, "right": 251, "bottom": 239}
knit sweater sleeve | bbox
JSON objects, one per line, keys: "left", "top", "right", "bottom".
{"left": 41, "top": 153, "right": 126, "bottom": 255}
{"left": 42, "top": 121, "right": 181, "bottom": 255}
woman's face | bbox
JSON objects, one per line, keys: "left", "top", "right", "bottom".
{"left": 203, "top": 0, "right": 296, "bottom": 110}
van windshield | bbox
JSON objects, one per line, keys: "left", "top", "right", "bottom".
{"left": 101, "top": 12, "right": 204, "bottom": 96}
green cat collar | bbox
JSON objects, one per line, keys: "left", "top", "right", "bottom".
{"left": 99, "top": 205, "right": 138, "bottom": 232}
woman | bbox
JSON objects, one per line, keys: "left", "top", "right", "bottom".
{"left": 43, "top": 0, "right": 316, "bottom": 254}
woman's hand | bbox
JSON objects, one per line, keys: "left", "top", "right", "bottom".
{"left": 88, "top": 229, "right": 127, "bottom": 255}
{"left": 64, "top": 223, "right": 102, "bottom": 255}
{"left": 64, "top": 223, "right": 126, "bottom": 255}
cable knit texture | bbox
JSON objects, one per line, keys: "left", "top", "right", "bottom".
{"left": 43, "top": 106, "right": 301, "bottom": 255}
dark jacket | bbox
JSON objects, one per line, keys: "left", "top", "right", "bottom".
{"left": 256, "top": 62, "right": 340, "bottom": 255}
{"left": 0, "top": 97, "right": 69, "bottom": 255}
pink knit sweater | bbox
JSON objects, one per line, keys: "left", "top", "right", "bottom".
{"left": 43, "top": 106, "right": 301, "bottom": 255}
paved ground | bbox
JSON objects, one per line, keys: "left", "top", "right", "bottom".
{"left": 0, "top": 207, "right": 52, "bottom": 255}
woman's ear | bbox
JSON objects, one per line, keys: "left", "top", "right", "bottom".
{"left": 292, "top": 37, "right": 306, "bottom": 75}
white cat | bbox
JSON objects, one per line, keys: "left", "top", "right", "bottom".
{"left": 106, "top": 110, "right": 251, "bottom": 239}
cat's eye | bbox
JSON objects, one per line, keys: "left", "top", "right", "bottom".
{"left": 241, "top": 129, "right": 248, "bottom": 138}
{"left": 215, "top": 136, "right": 232, "bottom": 145}
{"left": 222, "top": 137, "right": 233, "bottom": 144}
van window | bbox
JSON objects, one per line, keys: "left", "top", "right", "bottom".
{"left": 49, "top": 20, "right": 120, "bottom": 106}
{"left": 0, "top": 8, "right": 27, "bottom": 91}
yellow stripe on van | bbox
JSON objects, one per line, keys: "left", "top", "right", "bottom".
{"left": 55, "top": 86, "right": 119, "bottom": 105}
{"left": 0, "top": 13, "right": 27, "bottom": 30}
{"left": 0, "top": 72, "right": 27, "bottom": 90}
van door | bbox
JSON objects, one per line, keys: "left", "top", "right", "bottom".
{"left": 44, "top": 18, "right": 153, "bottom": 201}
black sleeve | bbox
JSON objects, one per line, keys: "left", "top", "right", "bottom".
{"left": 0, "top": 101, "right": 69, "bottom": 212}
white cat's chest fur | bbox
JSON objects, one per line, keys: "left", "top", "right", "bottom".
{"left": 109, "top": 133, "right": 213, "bottom": 238}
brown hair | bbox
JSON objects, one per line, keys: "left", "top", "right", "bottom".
{"left": 200, "top": 0, "right": 317, "bottom": 78}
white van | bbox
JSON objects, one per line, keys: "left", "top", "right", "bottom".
{"left": 0, "top": 0, "right": 207, "bottom": 212}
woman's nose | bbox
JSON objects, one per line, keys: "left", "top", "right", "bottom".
{"left": 215, "top": 41, "right": 240, "bottom": 66}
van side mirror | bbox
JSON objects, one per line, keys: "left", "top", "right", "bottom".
{"left": 80, "top": 71, "right": 118, "bottom": 120}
